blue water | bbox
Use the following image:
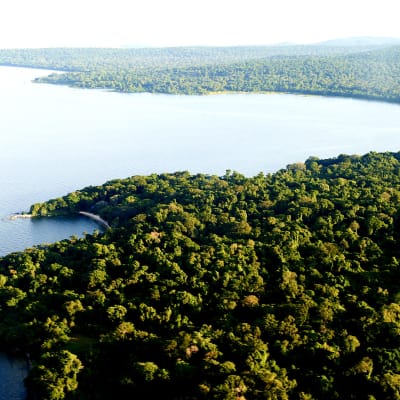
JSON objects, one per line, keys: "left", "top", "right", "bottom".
{"left": 0, "top": 354, "right": 28, "bottom": 400}
{"left": 0, "top": 66, "right": 400, "bottom": 398}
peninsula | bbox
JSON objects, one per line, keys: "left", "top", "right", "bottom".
{"left": 0, "top": 152, "right": 399, "bottom": 399}
{"left": 1, "top": 42, "right": 400, "bottom": 103}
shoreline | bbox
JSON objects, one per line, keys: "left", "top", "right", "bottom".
{"left": 8, "top": 213, "right": 33, "bottom": 220}
{"left": 8, "top": 211, "right": 110, "bottom": 230}
{"left": 78, "top": 211, "right": 111, "bottom": 229}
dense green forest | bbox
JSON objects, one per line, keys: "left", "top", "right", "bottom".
{"left": 1, "top": 151, "right": 400, "bottom": 399}
{"left": 1, "top": 44, "right": 400, "bottom": 101}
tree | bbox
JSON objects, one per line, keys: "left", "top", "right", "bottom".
{"left": 26, "top": 350, "right": 83, "bottom": 400}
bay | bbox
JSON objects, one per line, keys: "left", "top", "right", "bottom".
{"left": 1, "top": 65, "right": 400, "bottom": 398}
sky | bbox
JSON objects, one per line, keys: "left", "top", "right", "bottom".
{"left": 0, "top": 0, "right": 399, "bottom": 48}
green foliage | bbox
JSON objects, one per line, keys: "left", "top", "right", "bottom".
{"left": 1, "top": 151, "right": 400, "bottom": 398}
{"left": 26, "top": 350, "right": 83, "bottom": 400}
{"left": 1, "top": 45, "right": 400, "bottom": 101}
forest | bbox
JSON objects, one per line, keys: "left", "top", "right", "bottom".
{"left": 1, "top": 44, "right": 400, "bottom": 101}
{"left": 0, "top": 151, "right": 399, "bottom": 399}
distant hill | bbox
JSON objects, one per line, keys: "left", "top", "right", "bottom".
{"left": 2, "top": 42, "right": 400, "bottom": 102}
{"left": 318, "top": 36, "right": 400, "bottom": 47}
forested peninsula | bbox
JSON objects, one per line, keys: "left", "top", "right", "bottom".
{"left": 1, "top": 43, "right": 400, "bottom": 102}
{"left": 1, "top": 152, "right": 400, "bottom": 399}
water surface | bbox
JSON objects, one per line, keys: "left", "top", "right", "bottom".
{"left": 0, "top": 354, "right": 28, "bottom": 400}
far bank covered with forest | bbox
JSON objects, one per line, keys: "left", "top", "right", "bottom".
{"left": 1, "top": 43, "right": 400, "bottom": 102}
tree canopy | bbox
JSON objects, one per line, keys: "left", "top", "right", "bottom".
{"left": 1, "top": 44, "right": 400, "bottom": 102}
{"left": 1, "top": 151, "right": 400, "bottom": 398}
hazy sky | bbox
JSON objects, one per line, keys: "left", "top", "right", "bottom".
{"left": 0, "top": 0, "right": 399, "bottom": 48}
